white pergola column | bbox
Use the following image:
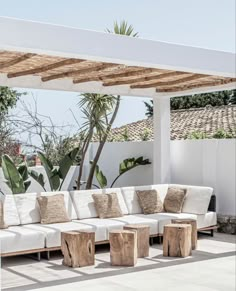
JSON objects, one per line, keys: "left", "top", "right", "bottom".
{"left": 153, "top": 97, "right": 171, "bottom": 184}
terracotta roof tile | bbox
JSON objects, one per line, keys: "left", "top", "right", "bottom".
{"left": 103, "top": 105, "right": 236, "bottom": 141}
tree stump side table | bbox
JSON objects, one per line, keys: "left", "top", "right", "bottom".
{"left": 61, "top": 230, "right": 95, "bottom": 268}
{"left": 171, "top": 218, "right": 197, "bottom": 250}
{"left": 109, "top": 230, "right": 137, "bottom": 266}
{"left": 124, "top": 224, "right": 150, "bottom": 257}
{"left": 163, "top": 224, "right": 192, "bottom": 258}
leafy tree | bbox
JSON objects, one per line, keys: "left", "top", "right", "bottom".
{"left": 230, "top": 90, "right": 236, "bottom": 104}
{"left": 144, "top": 90, "right": 236, "bottom": 117}
{"left": 0, "top": 86, "right": 22, "bottom": 115}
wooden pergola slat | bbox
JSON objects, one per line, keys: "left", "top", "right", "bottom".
{"left": 102, "top": 71, "right": 188, "bottom": 87}
{"left": 156, "top": 78, "right": 236, "bottom": 92}
{"left": 130, "top": 74, "right": 210, "bottom": 89}
{"left": 0, "top": 53, "right": 36, "bottom": 70}
{"left": 42, "top": 63, "right": 118, "bottom": 82}
{"left": 72, "top": 66, "right": 140, "bottom": 84}
{"left": 7, "top": 58, "right": 85, "bottom": 78}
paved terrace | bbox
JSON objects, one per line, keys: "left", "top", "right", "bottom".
{"left": 1, "top": 233, "right": 235, "bottom": 291}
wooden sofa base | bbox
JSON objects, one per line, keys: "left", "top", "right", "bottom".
{"left": 0, "top": 226, "right": 218, "bottom": 259}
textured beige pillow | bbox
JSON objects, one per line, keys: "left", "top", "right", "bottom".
{"left": 136, "top": 190, "right": 163, "bottom": 214}
{"left": 92, "top": 193, "right": 123, "bottom": 219}
{"left": 37, "top": 194, "right": 71, "bottom": 224}
{"left": 0, "top": 200, "right": 8, "bottom": 229}
{"left": 164, "top": 187, "right": 187, "bottom": 213}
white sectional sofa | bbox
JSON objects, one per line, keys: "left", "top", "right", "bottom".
{"left": 0, "top": 184, "right": 217, "bottom": 258}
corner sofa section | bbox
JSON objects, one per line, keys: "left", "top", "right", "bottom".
{"left": 0, "top": 184, "right": 217, "bottom": 258}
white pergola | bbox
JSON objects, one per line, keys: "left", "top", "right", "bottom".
{"left": 0, "top": 17, "right": 235, "bottom": 184}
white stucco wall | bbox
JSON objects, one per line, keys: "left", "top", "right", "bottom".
{"left": 0, "top": 139, "right": 235, "bottom": 215}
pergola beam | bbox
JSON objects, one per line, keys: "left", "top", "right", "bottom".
{"left": 42, "top": 63, "right": 117, "bottom": 82}
{"left": 0, "top": 53, "right": 35, "bottom": 69}
{"left": 156, "top": 78, "right": 236, "bottom": 92}
{"left": 103, "top": 71, "right": 187, "bottom": 87}
{"left": 7, "top": 58, "right": 85, "bottom": 78}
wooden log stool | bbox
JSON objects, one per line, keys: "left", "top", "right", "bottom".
{"left": 163, "top": 224, "right": 192, "bottom": 258}
{"left": 171, "top": 218, "right": 197, "bottom": 250}
{"left": 124, "top": 224, "right": 150, "bottom": 257}
{"left": 109, "top": 230, "right": 137, "bottom": 266}
{"left": 61, "top": 230, "right": 95, "bottom": 268}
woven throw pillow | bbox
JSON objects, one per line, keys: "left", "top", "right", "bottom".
{"left": 92, "top": 193, "right": 123, "bottom": 219}
{"left": 164, "top": 187, "right": 187, "bottom": 213}
{"left": 37, "top": 194, "right": 71, "bottom": 224}
{"left": 136, "top": 190, "right": 163, "bottom": 214}
{"left": 0, "top": 200, "right": 8, "bottom": 229}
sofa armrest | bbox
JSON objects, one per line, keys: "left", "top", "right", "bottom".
{"left": 208, "top": 194, "right": 216, "bottom": 212}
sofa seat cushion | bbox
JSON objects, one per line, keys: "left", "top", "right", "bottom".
{"left": 1, "top": 194, "right": 20, "bottom": 226}
{"left": 169, "top": 184, "right": 213, "bottom": 214}
{"left": 147, "top": 212, "right": 217, "bottom": 234}
{"left": 14, "top": 191, "right": 77, "bottom": 225}
{"left": 196, "top": 212, "right": 217, "bottom": 229}
{"left": 111, "top": 215, "right": 158, "bottom": 235}
{"left": 121, "top": 184, "right": 169, "bottom": 214}
{"left": 0, "top": 226, "right": 45, "bottom": 254}
{"left": 70, "top": 188, "right": 128, "bottom": 219}
{"left": 73, "top": 218, "right": 126, "bottom": 241}
{"left": 142, "top": 212, "right": 197, "bottom": 234}
{"left": 23, "top": 221, "right": 93, "bottom": 248}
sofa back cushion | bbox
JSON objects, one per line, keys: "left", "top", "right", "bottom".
{"left": 169, "top": 184, "right": 213, "bottom": 214}
{"left": 70, "top": 188, "right": 128, "bottom": 219}
{"left": 0, "top": 194, "right": 20, "bottom": 226}
{"left": 121, "top": 184, "right": 169, "bottom": 214}
{"left": 14, "top": 191, "right": 77, "bottom": 225}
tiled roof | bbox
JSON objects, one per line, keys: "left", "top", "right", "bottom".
{"left": 105, "top": 105, "right": 236, "bottom": 141}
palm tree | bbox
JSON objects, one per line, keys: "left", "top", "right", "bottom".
{"left": 84, "top": 21, "right": 139, "bottom": 190}
{"left": 76, "top": 93, "right": 116, "bottom": 189}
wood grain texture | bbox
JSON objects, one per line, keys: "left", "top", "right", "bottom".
{"left": 163, "top": 224, "right": 192, "bottom": 257}
{"left": 171, "top": 218, "right": 197, "bottom": 250}
{"left": 124, "top": 224, "right": 150, "bottom": 257}
{"left": 61, "top": 230, "right": 95, "bottom": 268}
{"left": 109, "top": 230, "right": 137, "bottom": 266}
{"left": 7, "top": 58, "right": 85, "bottom": 78}
{"left": 0, "top": 53, "right": 36, "bottom": 69}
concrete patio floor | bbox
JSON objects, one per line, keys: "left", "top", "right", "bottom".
{"left": 1, "top": 233, "right": 235, "bottom": 291}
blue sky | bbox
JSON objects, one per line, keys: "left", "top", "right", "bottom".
{"left": 1, "top": 0, "right": 235, "bottom": 132}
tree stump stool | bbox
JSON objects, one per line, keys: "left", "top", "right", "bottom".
{"left": 124, "top": 224, "right": 150, "bottom": 257}
{"left": 109, "top": 230, "right": 137, "bottom": 266}
{"left": 163, "top": 224, "right": 192, "bottom": 257}
{"left": 61, "top": 230, "right": 95, "bottom": 268}
{"left": 171, "top": 218, "right": 197, "bottom": 250}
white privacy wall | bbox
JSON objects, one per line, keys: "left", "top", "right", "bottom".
{"left": 170, "top": 139, "right": 236, "bottom": 216}
{"left": 89, "top": 142, "right": 153, "bottom": 188}
{"left": 0, "top": 140, "right": 235, "bottom": 215}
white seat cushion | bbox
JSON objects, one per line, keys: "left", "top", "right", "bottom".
{"left": 111, "top": 215, "right": 159, "bottom": 235}
{"left": 1, "top": 194, "right": 20, "bottom": 226}
{"left": 14, "top": 191, "right": 77, "bottom": 225}
{"left": 0, "top": 226, "right": 45, "bottom": 254}
{"left": 169, "top": 184, "right": 213, "bottom": 214}
{"left": 70, "top": 188, "right": 128, "bottom": 219}
{"left": 148, "top": 212, "right": 217, "bottom": 234}
{"left": 72, "top": 218, "right": 126, "bottom": 241}
{"left": 121, "top": 184, "right": 169, "bottom": 214}
{"left": 23, "top": 221, "right": 93, "bottom": 248}
{"left": 147, "top": 212, "right": 197, "bottom": 234}
{"left": 196, "top": 212, "right": 217, "bottom": 229}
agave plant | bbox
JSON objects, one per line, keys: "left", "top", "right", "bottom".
{"left": 1, "top": 154, "right": 31, "bottom": 194}
{"left": 94, "top": 156, "right": 151, "bottom": 189}
{"left": 32, "top": 146, "right": 80, "bottom": 191}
